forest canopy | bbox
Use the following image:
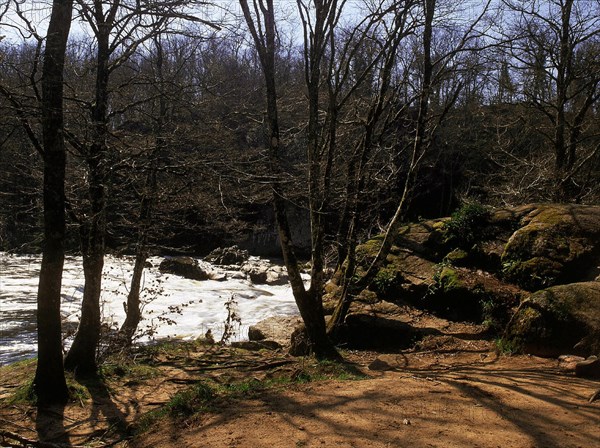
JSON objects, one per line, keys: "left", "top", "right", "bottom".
{"left": 1, "top": 0, "right": 598, "bottom": 254}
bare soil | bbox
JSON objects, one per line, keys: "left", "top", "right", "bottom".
{"left": 1, "top": 310, "right": 599, "bottom": 448}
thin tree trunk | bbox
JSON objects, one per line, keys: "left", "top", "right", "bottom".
{"left": 33, "top": 0, "right": 73, "bottom": 405}
{"left": 64, "top": 21, "right": 111, "bottom": 375}
{"left": 328, "top": 0, "right": 436, "bottom": 336}
{"left": 120, "top": 34, "right": 163, "bottom": 342}
{"left": 239, "top": 0, "right": 338, "bottom": 359}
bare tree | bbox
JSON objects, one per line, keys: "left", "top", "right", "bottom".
{"left": 64, "top": 0, "right": 220, "bottom": 374}
{"left": 328, "top": 0, "right": 494, "bottom": 334}
{"left": 239, "top": 0, "right": 343, "bottom": 358}
{"left": 33, "top": 0, "right": 73, "bottom": 404}
{"left": 503, "top": 0, "right": 600, "bottom": 200}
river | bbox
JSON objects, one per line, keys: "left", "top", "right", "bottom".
{"left": 0, "top": 252, "right": 300, "bottom": 365}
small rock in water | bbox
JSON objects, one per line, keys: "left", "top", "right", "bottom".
{"left": 159, "top": 256, "right": 210, "bottom": 281}
{"left": 204, "top": 245, "right": 249, "bottom": 266}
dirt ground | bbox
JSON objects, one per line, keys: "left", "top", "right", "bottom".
{"left": 1, "top": 312, "right": 599, "bottom": 448}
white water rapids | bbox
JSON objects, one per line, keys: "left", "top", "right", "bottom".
{"left": 0, "top": 252, "right": 301, "bottom": 366}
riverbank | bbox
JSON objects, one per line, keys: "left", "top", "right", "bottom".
{"left": 1, "top": 307, "right": 598, "bottom": 448}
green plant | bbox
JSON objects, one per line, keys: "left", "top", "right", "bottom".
{"left": 67, "top": 376, "right": 90, "bottom": 404}
{"left": 444, "top": 202, "right": 490, "bottom": 249}
{"left": 373, "top": 268, "right": 398, "bottom": 296}
{"left": 136, "top": 381, "right": 216, "bottom": 433}
{"left": 495, "top": 337, "right": 521, "bottom": 355}
{"left": 481, "top": 298, "right": 504, "bottom": 333}
{"left": 167, "top": 382, "right": 215, "bottom": 417}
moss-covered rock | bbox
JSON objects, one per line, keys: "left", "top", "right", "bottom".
{"left": 340, "top": 203, "right": 599, "bottom": 335}
{"left": 443, "top": 248, "right": 470, "bottom": 266}
{"left": 502, "top": 204, "right": 600, "bottom": 290}
{"left": 502, "top": 282, "right": 600, "bottom": 357}
{"left": 427, "top": 265, "right": 523, "bottom": 323}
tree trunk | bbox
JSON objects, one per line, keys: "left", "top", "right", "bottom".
{"left": 327, "top": 0, "right": 436, "bottom": 336}
{"left": 64, "top": 22, "right": 110, "bottom": 375}
{"left": 239, "top": 0, "right": 338, "bottom": 359}
{"left": 120, "top": 250, "right": 145, "bottom": 344}
{"left": 33, "top": 0, "right": 73, "bottom": 405}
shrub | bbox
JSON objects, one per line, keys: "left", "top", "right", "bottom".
{"left": 444, "top": 202, "right": 490, "bottom": 249}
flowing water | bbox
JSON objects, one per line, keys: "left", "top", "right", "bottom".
{"left": 0, "top": 252, "right": 300, "bottom": 366}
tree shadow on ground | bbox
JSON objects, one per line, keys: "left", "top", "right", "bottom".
{"left": 35, "top": 404, "right": 69, "bottom": 445}
{"left": 77, "top": 373, "right": 132, "bottom": 444}
{"left": 138, "top": 358, "right": 600, "bottom": 448}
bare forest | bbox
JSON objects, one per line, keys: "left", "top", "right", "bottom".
{"left": 1, "top": 2, "right": 600, "bottom": 445}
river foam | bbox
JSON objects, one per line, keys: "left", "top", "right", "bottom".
{"left": 0, "top": 253, "right": 300, "bottom": 365}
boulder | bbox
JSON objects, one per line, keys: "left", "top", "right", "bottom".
{"left": 205, "top": 245, "right": 249, "bottom": 266}
{"left": 427, "top": 266, "right": 523, "bottom": 323}
{"left": 158, "top": 257, "right": 210, "bottom": 281}
{"left": 241, "top": 260, "right": 289, "bottom": 285}
{"left": 502, "top": 282, "right": 600, "bottom": 357}
{"left": 575, "top": 356, "right": 600, "bottom": 378}
{"left": 501, "top": 204, "right": 600, "bottom": 290}
{"left": 368, "top": 357, "right": 394, "bottom": 371}
{"left": 248, "top": 316, "right": 303, "bottom": 346}
{"left": 338, "top": 313, "right": 422, "bottom": 350}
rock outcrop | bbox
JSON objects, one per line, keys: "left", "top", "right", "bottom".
{"left": 501, "top": 204, "right": 600, "bottom": 290}
{"left": 248, "top": 316, "right": 303, "bottom": 347}
{"left": 241, "top": 260, "right": 289, "bottom": 285}
{"left": 502, "top": 282, "right": 600, "bottom": 358}
{"left": 204, "top": 245, "right": 249, "bottom": 266}
{"left": 323, "top": 203, "right": 600, "bottom": 352}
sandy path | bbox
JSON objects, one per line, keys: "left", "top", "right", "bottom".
{"left": 137, "top": 355, "right": 600, "bottom": 448}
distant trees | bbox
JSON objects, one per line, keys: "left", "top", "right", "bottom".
{"left": 502, "top": 0, "right": 600, "bottom": 201}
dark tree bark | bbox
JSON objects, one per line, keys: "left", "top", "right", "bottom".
{"left": 64, "top": 3, "right": 114, "bottom": 374}
{"left": 33, "top": 0, "right": 73, "bottom": 405}
{"left": 328, "top": 0, "right": 436, "bottom": 335}
{"left": 239, "top": 0, "right": 339, "bottom": 359}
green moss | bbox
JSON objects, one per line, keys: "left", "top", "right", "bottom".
{"left": 437, "top": 266, "right": 462, "bottom": 292}
{"left": 100, "top": 362, "right": 160, "bottom": 382}
{"left": 8, "top": 380, "right": 36, "bottom": 405}
{"left": 502, "top": 257, "right": 562, "bottom": 290}
{"left": 444, "top": 249, "right": 469, "bottom": 266}
{"left": 355, "top": 289, "right": 379, "bottom": 304}
{"left": 355, "top": 238, "right": 382, "bottom": 264}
